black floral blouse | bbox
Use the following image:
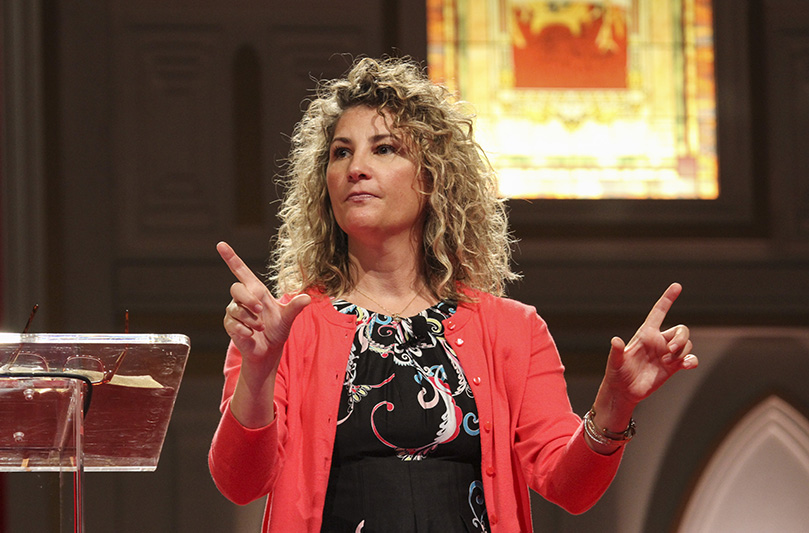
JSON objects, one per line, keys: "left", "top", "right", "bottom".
{"left": 321, "top": 300, "right": 490, "bottom": 532}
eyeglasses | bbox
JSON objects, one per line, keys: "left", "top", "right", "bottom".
{"left": 0, "top": 307, "right": 133, "bottom": 413}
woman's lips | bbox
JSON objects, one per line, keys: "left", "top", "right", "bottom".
{"left": 346, "top": 192, "right": 377, "bottom": 201}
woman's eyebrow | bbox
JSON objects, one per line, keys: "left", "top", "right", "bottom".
{"left": 330, "top": 133, "right": 396, "bottom": 145}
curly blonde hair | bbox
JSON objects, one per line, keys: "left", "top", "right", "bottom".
{"left": 270, "top": 56, "right": 519, "bottom": 301}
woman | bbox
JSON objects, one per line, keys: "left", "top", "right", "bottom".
{"left": 209, "top": 57, "right": 697, "bottom": 532}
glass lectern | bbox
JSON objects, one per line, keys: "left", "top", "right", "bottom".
{"left": 0, "top": 333, "right": 190, "bottom": 532}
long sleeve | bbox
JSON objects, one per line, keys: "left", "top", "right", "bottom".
{"left": 207, "top": 296, "right": 357, "bottom": 532}
{"left": 208, "top": 342, "right": 285, "bottom": 505}
{"left": 511, "top": 306, "right": 623, "bottom": 514}
{"left": 444, "top": 290, "right": 623, "bottom": 529}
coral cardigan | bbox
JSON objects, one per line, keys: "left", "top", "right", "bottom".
{"left": 209, "top": 289, "right": 623, "bottom": 532}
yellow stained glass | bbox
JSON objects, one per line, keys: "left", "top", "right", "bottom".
{"left": 427, "top": 0, "right": 718, "bottom": 199}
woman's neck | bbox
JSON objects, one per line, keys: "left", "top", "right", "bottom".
{"left": 344, "top": 236, "right": 435, "bottom": 316}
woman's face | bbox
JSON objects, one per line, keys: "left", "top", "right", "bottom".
{"left": 326, "top": 106, "right": 424, "bottom": 246}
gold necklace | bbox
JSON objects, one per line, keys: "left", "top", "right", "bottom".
{"left": 352, "top": 286, "right": 420, "bottom": 321}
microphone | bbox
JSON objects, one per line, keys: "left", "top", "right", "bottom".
{"left": 402, "top": 315, "right": 430, "bottom": 348}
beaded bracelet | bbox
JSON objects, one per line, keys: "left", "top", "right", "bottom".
{"left": 583, "top": 407, "right": 636, "bottom": 447}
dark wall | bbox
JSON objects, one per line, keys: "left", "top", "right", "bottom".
{"left": 34, "top": 1, "right": 809, "bottom": 379}
{"left": 4, "top": 1, "right": 809, "bottom": 531}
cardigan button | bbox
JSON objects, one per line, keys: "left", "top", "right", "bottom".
{"left": 490, "top": 513, "right": 498, "bottom": 525}
{"left": 472, "top": 376, "right": 482, "bottom": 386}
{"left": 483, "top": 420, "right": 492, "bottom": 432}
{"left": 456, "top": 338, "right": 464, "bottom": 346}
{"left": 485, "top": 465, "right": 495, "bottom": 477}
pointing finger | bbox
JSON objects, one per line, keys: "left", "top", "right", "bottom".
{"left": 642, "top": 282, "right": 682, "bottom": 330}
{"left": 217, "top": 241, "right": 265, "bottom": 292}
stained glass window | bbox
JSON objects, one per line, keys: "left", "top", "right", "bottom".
{"left": 427, "top": 0, "right": 718, "bottom": 199}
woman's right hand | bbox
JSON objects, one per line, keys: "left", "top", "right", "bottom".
{"left": 218, "top": 241, "right": 311, "bottom": 426}
{"left": 218, "top": 241, "right": 311, "bottom": 369}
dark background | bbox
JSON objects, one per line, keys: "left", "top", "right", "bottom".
{"left": 2, "top": 0, "right": 808, "bottom": 531}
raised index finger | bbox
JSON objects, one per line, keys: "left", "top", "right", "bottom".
{"left": 643, "top": 282, "right": 683, "bottom": 329}
{"left": 217, "top": 241, "right": 264, "bottom": 291}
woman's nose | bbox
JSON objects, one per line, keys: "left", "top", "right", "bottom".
{"left": 348, "top": 151, "right": 371, "bottom": 182}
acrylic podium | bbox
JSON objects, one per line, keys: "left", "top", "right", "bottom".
{"left": 0, "top": 333, "right": 191, "bottom": 532}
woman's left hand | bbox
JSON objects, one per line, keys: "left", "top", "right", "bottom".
{"left": 603, "top": 282, "right": 698, "bottom": 407}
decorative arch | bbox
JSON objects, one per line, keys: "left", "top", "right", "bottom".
{"left": 643, "top": 333, "right": 809, "bottom": 532}
{"left": 678, "top": 395, "right": 809, "bottom": 532}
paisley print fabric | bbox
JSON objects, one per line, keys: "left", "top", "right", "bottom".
{"left": 321, "top": 300, "right": 489, "bottom": 532}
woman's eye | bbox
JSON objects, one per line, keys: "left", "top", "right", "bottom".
{"left": 332, "top": 147, "right": 349, "bottom": 159}
{"left": 376, "top": 144, "right": 396, "bottom": 155}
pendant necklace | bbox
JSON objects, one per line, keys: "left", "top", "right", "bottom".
{"left": 353, "top": 286, "right": 420, "bottom": 322}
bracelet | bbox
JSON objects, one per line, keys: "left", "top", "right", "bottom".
{"left": 583, "top": 407, "right": 636, "bottom": 447}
